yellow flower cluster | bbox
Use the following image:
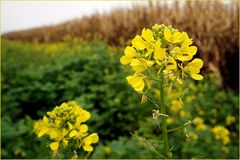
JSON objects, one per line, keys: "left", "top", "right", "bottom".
{"left": 212, "top": 125, "right": 230, "bottom": 145}
{"left": 226, "top": 115, "right": 236, "bottom": 125}
{"left": 33, "top": 101, "right": 99, "bottom": 154}
{"left": 193, "top": 117, "right": 207, "bottom": 131}
{"left": 120, "top": 24, "right": 203, "bottom": 92}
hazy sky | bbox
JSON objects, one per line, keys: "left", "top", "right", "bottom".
{"left": 1, "top": 1, "right": 147, "bottom": 33}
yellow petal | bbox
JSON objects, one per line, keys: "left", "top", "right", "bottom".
{"left": 181, "top": 32, "right": 189, "bottom": 42}
{"left": 132, "top": 35, "right": 146, "bottom": 50}
{"left": 172, "top": 32, "right": 181, "bottom": 43}
{"left": 127, "top": 75, "right": 145, "bottom": 92}
{"left": 154, "top": 47, "right": 166, "bottom": 60}
{"left": 80, "top": 124, "right": 88, "bottom": 133}
{"left": 37, "top": 130, "right": 45, "bottom": 138}
{"left": 120, "top": 56, "right": 132, "bottom": 65}
{"left": 130, "top": 59, "right": 145, "bottom": 72}
{"left": 89, "top": 133, "right": 99, "bottom": 143}
{"left": 141, "top": 28, "right": 153, "bottom": 42}
{"left": 164, "top": 28, "right": 172, "bottom": 42}
{"left": 145, "top": 49, "right": 154, "bottom": 57}
{"left": 50, "top": 141, "right": 59, "bottom": 151}
{"left": 182, "top": 38, "right": 193, "bottom": 46}
{"left": 82, "top": 111, "right": 91, "bottom": 122}
{"left": 43, "top": 116, "right": 48, "bottom": 123}
{"left": 124, "top": 46, "right": 137, "bottom": 57}
{"left": 63, "top": 139, "right": 68, "bottom": 146}
{"left": 49, "top": 129, "right": 58, "bottom": 139}
{"left": 187, "top": 46, "right": 197, "bottom": 56}
{"left": 145, "top": 59, "right": 154, "bottom": 67}
{"left": 166, "top": 57, "right": 177, "bottom": 70}
{"left": 191, "top": 73, "right": 203, "bottom": 80}
{"left": 83, "top": 145, "right": 93, "bottom": 152}
{"left": 189, "top": 58, "right": 203, "bottom": 69}
{"left": 69, "top": 130, "right": 78, "bottom": 138}
{"left": 68, "top": 122, "right": 73, "bottom": 130}
{"left": 176, "top": 55, "right": 193, "bottom": 61}
{"left": 55, "top": 119, "right": 61, "bottom": 127}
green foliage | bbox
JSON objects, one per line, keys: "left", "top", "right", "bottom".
{"left": 1, "top": 39, "right": 239, "bottom": 158}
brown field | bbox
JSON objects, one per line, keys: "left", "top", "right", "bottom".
{"left": 2, "top": 1, "right": 239, "bottom": 90}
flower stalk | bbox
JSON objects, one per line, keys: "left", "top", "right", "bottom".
{"left": 160, "top": 67, "right": 170, "bottom": 157}
{"left": 120, "top": 24, "right": 204, "bottom": 158}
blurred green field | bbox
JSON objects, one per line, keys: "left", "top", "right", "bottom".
{"left": 1, "top": 39, "right": 239, "bottom": 159}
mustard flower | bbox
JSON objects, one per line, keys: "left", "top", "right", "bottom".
{"left": 212, "top": 125, "right": 230, "bottom": 145}
{"left": 33, "top": 101, "right": 99, "bottom": 157}
{"left": 226, "top": 115, "right": 236, "bottom": 125}
{"left": 120, "top": 24, "right": 204, "bottom": 93}
{"left": 193, "top": 117, "right": 204, "bottom": 125}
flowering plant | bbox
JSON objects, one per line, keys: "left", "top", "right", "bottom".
{"left": 120, "top": 24, "right": 203, "bottom": 158}
{"left": 34, "top": 101, "right": 99, "bottom": 159}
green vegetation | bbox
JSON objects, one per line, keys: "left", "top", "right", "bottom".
{"left": 1, "top": 39, "right": 239, "bottom": 158}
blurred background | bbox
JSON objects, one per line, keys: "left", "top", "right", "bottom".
{"left": 1, "top": 0, "right": 239, "bottom": 159}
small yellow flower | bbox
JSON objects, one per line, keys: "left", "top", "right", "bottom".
{"left": 82, "top": 133, "right": 99, "bottom": 152}
{"left": 120, "top": 46, "right": 138, "bottom": 65}
{"left": 154, "top": 40, "right": 166, "bottom": 63}
{"left": 50, "top": 141, "right": 59, "bottom": 151}
{"left": 212, "top": 125, "right": 230, "bottom": 145}
{"left": 193, "top": 117, "right": 204, "bottom": 125}
{"left": 196, "top": 124, "right": 207, "bottom": 131}
{"left": 130, "top": 58, "right": 154, "bottom": 73}
{"left": 132, "top": 35, "right": 146, "bottom": 50}
{"left": 164, "top": 28, "right": 181, "bottom": 44}
{"left": 34, "top": 101, "right": 99, "bottom": 155}
{"left": 166, "top": 56, "right": 177, "bottom": 70}
{"left": 126, "top": 74, "right": 145, "bottom": 92}
{"left": 188, "top": 132, "right": 198, "bottom": 141}
{"left": 171, "top": 45, "right": 197, "bottom": 62}
{"left": 226, "top": 115, "right": 236, "bottom": 125}
{"left": 182, "top": 58, "right": 203, "bottom": 80}
{"left": 170, "top": 100, "right": 183, "bottom": 113}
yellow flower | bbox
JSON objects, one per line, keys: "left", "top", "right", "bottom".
{"left": 34, "top": 101, "right": 99, "bottom": 155}
{"left": 166, "top": 56, "right": 177, "bottom": 70}
{"left": 164, "top": 28, "right": 181, "bottom": 44}
{"left": 120, "top": 46, "right": 138, "bottom": 65}
{"left": 212, "top": 125, "right": 230, "bottom": 145}
{"left": 182, "top": 58, "right": 203, "bottom": 80}
{"left": 223, "top": 137, "right": 230, "bottom": 145}
{"left": 171, "top": 45, "right": 197, "bottom": 61}
{"left": 226, "top": 115, "right": 236, "bottom": 125}
{"left": 50, "top": 141, "right": 59, "bottom": 151}
{"left": 193, "top": 117, "right": 204, "bottom": 125}
{"left": 120, "top": 24, "right": 204, "bottom": 94}
{"left": 188, "top": 132, "right": 198, "bottom": 141}
{"left": 154, "top": 40, "right": 166, "bottom": 63}
{"left": 130, "top": 58, "right": 154, "bottom": 72}
{"left": 170, "top": 100, "right": 183, "bottom": 113}
{"left": 141, "top": 28, "right": 154, "bottom": 42}
{"left": 34, "top": 116, "right": 50, "bottom": 138}
{"left": 196, "top": 124, "right": 207, "bottom": 131}
{"left": 126, "top": 74, "right": 145, "bottom": 92}
{"left": 180, "top": 32, "right": 193, "bottom": 45}
{"left": 82, "top": 133, "right": 99, "bottom": 152}
{"left": 132, "top": 35, "right": 146, "bottom": 50}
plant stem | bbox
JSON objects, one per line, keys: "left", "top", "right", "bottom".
{"left": 160, "top": 68, "right": 170, "bottom": 157}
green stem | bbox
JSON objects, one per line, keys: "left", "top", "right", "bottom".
{"left": 160, "top": 68, "right": 170, "bottom": 157}
{"left": 168, "top": 120, "right": 191, "bottom": 133}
